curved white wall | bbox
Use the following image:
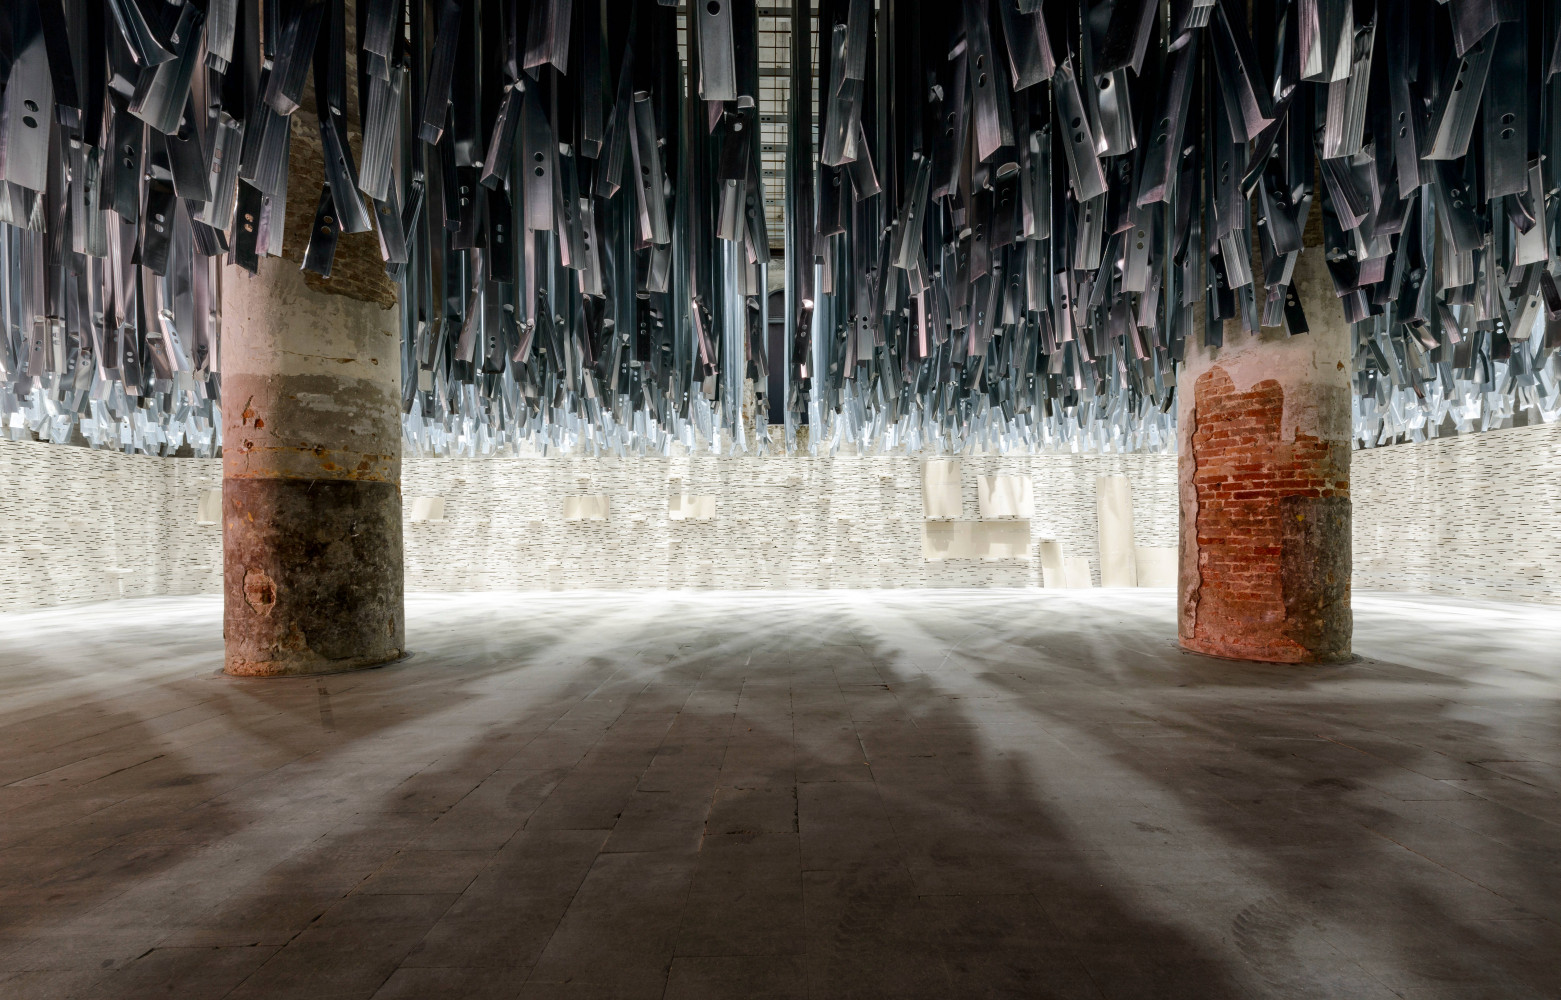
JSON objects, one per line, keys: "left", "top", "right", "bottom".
{"left": 8, "top": 421, "right": 1555, "bottom": 610}
{"left": 1353, "top": 420, "right": 1561, "bottom": 604}
{"left": 0, "top": 439, "right": 1177, "bottom": 608}
{"left": 399, "top": 452, "right": 1178, "bottom": 592}
{"left": 0, "top": 439, "right": 221, "bottom": 608}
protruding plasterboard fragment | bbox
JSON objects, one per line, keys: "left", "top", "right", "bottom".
{"left": 922, "top": 459, "right": 962, "bottom": 519}
{"left": 978, "top": 475, "right": 1033, "bottom": 518}
{"left": 1096, "top": 475, "right": 1138, "bottom": 587}
{"left": 922, "top": 519, "right": 1031, "bottom": 561}
{"left": 196, "top": 488, "right": 222, "bottom": 526}
{"left": 1037, "top": 539, "right": 1065, "bottom": 588}
{"left": 562, "top": 495, "right": 609, "bottom": 521}
{"left": 409, "top": 496, "right": 446, "bottom": 523}
{"left": 1063, "top": 556, "right": 1094, "bottom": 589}
{"left": 669, "top": 494, "right": 717, "bottom": 520}
{"left": 1134, "top": 546, "right": 1177, "bottom": 588}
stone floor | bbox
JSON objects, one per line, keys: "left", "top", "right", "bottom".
{"left": 1, "top": 590, "right": 1559, "bottom": 1000}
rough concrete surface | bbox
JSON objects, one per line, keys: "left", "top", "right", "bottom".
{"left": 222, "top": 478, "right": 404, "bottom": 676}
{"left": 2, "top": 590, "right": 1559, "bottom": 999}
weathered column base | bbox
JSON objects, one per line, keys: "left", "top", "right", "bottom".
{"left": 222, "top": 478, "right": 404, "bottom": 677}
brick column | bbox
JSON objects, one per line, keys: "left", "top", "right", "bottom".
{"left": 1176, "top": 249, "right": 1353, "bottom": 663}
{"left": 219, "top": 120, "right": 405, "bottom": 677}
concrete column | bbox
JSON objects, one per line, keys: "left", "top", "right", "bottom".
{"left": 220, "top": 120, "right": 404, "bottom": 677}
{"left": 1176, "top": 249, "right": 1353, "bottom": 663}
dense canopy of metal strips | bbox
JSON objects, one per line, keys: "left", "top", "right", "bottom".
{"left": 1, "top": 0, "right": 1560, "bottom": 459}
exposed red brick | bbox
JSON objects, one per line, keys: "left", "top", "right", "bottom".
{"left": 1182, "top": 367, "right": 1350, "bottom": 663}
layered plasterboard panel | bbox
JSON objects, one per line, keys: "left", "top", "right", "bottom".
{"left": 1134, "top": 546, "right": 1178, "bottom": 588}
{"left": 563, "top": 496, "right": 610, "bottom": 521}
{"left": 1037, "top": 540, "right": 1066, "bottom": 588}
{"left": 1035, "top": 542, "right": 1098, "bottom": 589}
{"left": 196, "top": 488, "right": 222, "bottom": 526}
{"left": 409, "top": 496, "right": 446, "bottom": 523}
{"left": 669, "top": 495, "right": 717, "bottom": 520}
{"left": 1063, "top": 557, "right": 1095, "bottom": 589}
{"left": 1096, "top": 475, "right": 1138, "bottom": 587}
{"left": 922, "top": 460, "right": 962, "bottom": 519}
{"left": 921, "top": 520, "right": 1033, "bottom": 561}
{"left": 978, "top": 476, "right": 1033, "bottom": 519}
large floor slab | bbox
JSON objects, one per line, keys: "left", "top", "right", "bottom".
{"left": 1, "top": 591, "right": 1558, "bottom": 999}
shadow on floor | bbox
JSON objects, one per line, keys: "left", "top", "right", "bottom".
{"left": 0, "top": 590, "right": 1557, "bottom": 999}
